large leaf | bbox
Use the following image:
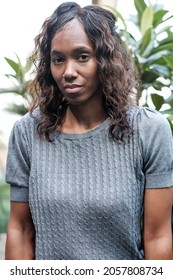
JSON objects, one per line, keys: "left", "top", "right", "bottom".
{"left": 139, "top": 28, "right": 152, "bottom": 55}
{"left": 134, "top": 0, "right": 147, "bottom": 26}
{"left": 162, "top": 55, "right": 173, "bottom": 69}
{"left": 144, "top": 50, "right": 172, "bottom": 64}
{"left": 153, "top": 81, "right": 168, "bottom": 91}
{"left": 153, "top": 10, "right": 168, "bottom": 27}
{"left": 4, "top": 57, "right": 19, "bottom": 74}
{"left": 165, "top": 94, "right": 173, "bottom": 107}
{"left": 149, "top": 42, "right": 173, "bottom": 55}
{"left": 0, "top": 87, "right": 21, "bottom": 94}
{"left": 162, "top": 12, "right": 173, "bottom": 22}
{"left": 141, "top": 7, "right": 153, "bottom": 36}
{"left": 135, "top": 53, "right": 147, "bottom": 64}
{"left": 149, "top": 64, "right": 170, "bottom": 78}
{"left": 161, "top": 108, "right": 173, "bottom": 115}
{"left": 157, "top": 26, "right": 173, "bottom": 36}
{"left": 158, "top": 31, "right": 173, "bottom": 45}
{"left": 141, "top": 71, "right": 159, "bottom": 84}
{"left": 151, "top": 93, "right": 164, "bottom": 110}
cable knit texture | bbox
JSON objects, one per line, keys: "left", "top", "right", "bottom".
{"left": 6, "top": 105, "right": 173, "bottom": 259}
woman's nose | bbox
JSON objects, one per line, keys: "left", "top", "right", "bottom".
{"left": 63, "top": 60, "right": 78, "bottom": 80}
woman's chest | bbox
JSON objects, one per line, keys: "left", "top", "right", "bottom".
{"left": 29, "top": 137, "right": 143, "bottom": 215}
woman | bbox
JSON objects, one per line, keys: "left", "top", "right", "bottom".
{"left": 5, "top": 2, "right": 173, "bottom": 260}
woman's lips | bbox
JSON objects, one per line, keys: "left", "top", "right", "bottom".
{"left": 64, "top": 85, "right": 83, "bottom": 93}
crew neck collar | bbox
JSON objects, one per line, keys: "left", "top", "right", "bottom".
{"left": 53, "top": 118, "right": 111, "bottom": 140}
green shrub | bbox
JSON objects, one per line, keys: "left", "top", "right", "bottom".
{"left": 0, "top": 182, "right": 10, "bottom": 233}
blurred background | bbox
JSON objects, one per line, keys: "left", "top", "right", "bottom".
{"left": 0, "top": 0, "right": 173, "bottom": 259}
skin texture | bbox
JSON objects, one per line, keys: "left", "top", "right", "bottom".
{"left": 50, "top": 19, "right": 107, "bottom": 133}
{"left": 144, "top": 188, "right": 173, "bottom": 259}
{"left": 5, "top": 202, "right": 35, "bottom": 260}
{"left": 5, "top": 18, "right": 173, "bottom": 260}
{"left": 50, "top": 20, "right": 100, "bottom": 106}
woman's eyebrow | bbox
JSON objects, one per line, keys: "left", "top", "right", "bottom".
{"left": 50, "top": 46, "right": 92, "bottom": 56}
{"left": 50, "top": 50, "right": 62, "bottom": 56}
{"left": 72, "top": 46, "right": 91, "bottom": 53}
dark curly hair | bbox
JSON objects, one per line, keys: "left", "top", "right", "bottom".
{"left": 29, "top": 2, "right": 138, "bottom": 142}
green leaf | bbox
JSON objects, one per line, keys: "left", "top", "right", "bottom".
{"left": 4, "top": 57, "right": 19, "bottom": 74}
{"left": 150, "top": 64, "right": 170, "bottom": 78}
{"left": 24, "top": 59, "right": 32, "bottom": 73}
{"left": 0, "top": 54, "right": 31, "bottom": 116}
{"left": 5, "top": 74, "right": 17, "bottom": 80}
{"left": 165, "top": 94, "right": 173, "bottom": 107}
{"left": 162, "top": 55, "right": 173, "bottom": 69}
{"left": 139, "top": 28, "right": 152, "bottom": 55}
{"left": 157, "top": 26, "right": 173, "bottom": 36}
{"left": 161, "top": 108, "right": 173, "bottom": 115}
{"left": 0, "top": 183, "right": 10, "bottom": 233}
{"left": 151, "top": 93, "right": 164, "bottom": 110}
{"left": 134, "top": 0, "right": 147, "bottom": 14}
{"left": 153, "top": 10, "right": 168, "bottom": 27}
{"left": 150, "top": 43, "right": 173, "bottom": 55}
{"left": 153, "top": 81, "right": 167, "bottom": 91}
{"left": 144, "top": 50, "right": 171, "bottom": 64}
{"left": 166, "top": 117, "right": 173, "bottom": 134}
{"left": 162, "top": 12, "right": 173, "bottom": 22}
{"left": 141, "top": 7, "right": 153, "bottom": 36}
{"left": 0, "top": 87, "right": 22, "bottom": 94}
{"left": 135, "top": 53, "right": 147, "bottom": 64}
{"left": 158, "top": 31, "right": 173, "bottom": 45}
{"left": 141, "top": 71, "right": 159, "bottom": 84}
{"left": 6, "top": 104, "right": 28, "bottom": 115}
{"left": 134, "top": 0, "right": 147, "bottom": 25}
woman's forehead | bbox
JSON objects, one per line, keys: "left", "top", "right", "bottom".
{"left": 51, "top": 19, "right": 93, "bottom": 51}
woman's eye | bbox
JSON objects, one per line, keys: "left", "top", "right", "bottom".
{"left": 51, "top": 57, "right": 64, "bottom": 65}
{"left": 78, "top": 54, "right": 89, "bottom": 61}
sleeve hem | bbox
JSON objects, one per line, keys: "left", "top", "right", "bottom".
{"left": 145, "top": 170, "right": 173, "bottom": 189}
{"left": 10, "top": 185, "right": 29, "bottom": 202}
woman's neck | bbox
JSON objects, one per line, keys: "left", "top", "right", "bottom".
{"left": 59, "top": 104, "right": 107, "bottom": 134}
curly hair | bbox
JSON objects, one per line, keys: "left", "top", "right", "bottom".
{"left": 29, "top": 2, "right": 138, "bottom": 142}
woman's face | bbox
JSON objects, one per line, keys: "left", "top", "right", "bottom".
{"left": 50, "top": 19, "right": 101, "bottom": 106}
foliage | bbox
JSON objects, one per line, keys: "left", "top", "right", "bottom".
{"left": 106, "top": 0, "right": 173, "bottom": 132}
{"left": 0, "top": 54, "right": 32, "bottom": 115}
{"left": 0, "top": 54, "right": 31, "bottom": 231}
{"left": 1, "top": 1, "right": 173, "bottom": 130}
{"left": 0, "top": 182, "right": 10, "bottom": 233}
{"left": 0, "top": 136, "right": 9, "bottom": 233}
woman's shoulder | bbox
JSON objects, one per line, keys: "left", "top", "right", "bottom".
{"left": 12, "top": 108, "right": 41, "bottom": 134}
{"left": 128, "top": 105, "right": 172, "bottom": 151}
{"left": 16, "top": 108, "right": 40, "bottom": 124}
{"left": 128, "top": 104, "right": 169, "bottom": 128}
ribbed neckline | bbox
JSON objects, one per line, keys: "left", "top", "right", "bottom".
{"left": 53, "top": 118, "right": 111, "bottom": 140}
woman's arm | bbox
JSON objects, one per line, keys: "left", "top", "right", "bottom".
{"left": 5, "top": 201, "right": 35, "bottom": 260}
{"left": 143, "top": 187, "right": 173, "bottom": 260}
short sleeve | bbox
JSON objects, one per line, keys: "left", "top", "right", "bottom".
{"left": 5, "top": 120, "right": 30, "bottom": 202}
{"left": 138, "top": 107, "right": 173, "bottom": 189}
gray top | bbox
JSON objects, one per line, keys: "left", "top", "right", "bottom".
{"left": 6, "top": 105, "right": 173, "bottom": 260}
